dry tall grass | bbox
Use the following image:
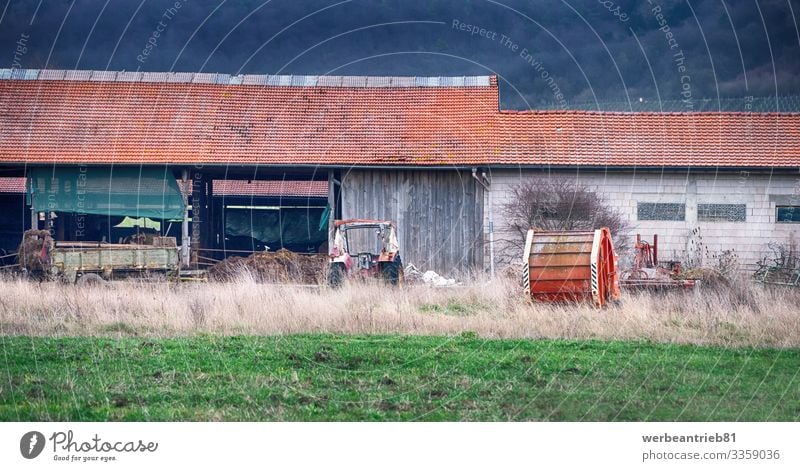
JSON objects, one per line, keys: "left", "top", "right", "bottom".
{"left": 1, "top": 274, "right": 798, "bottom": 348}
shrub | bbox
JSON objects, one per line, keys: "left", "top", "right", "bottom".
{"left": 501, "top": 177, "right": 632, "bottom": 254}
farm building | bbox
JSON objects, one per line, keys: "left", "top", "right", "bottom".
{"left": 1, "top": 69, "right": 799, "bottom": 275}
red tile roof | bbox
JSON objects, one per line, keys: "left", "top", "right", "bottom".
{"left": 0, "top": 177, "right": 25, "bottom": 193}
{"left": 494, "top": 110, "right": 800, "bottom": 167}
{"left": 212, "top": 180, "right": 327, "bottom": 198}
{"left": 0, "top": 176, "right": 326, "bottom": 197}
{"left": 1, "top": 71, "right": 798, "bottom": 168}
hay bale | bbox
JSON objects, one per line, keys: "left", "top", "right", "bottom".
{"left": 17, "top": 229, "right": 54, "bottom": 273}
{"left": 208, "top": 249, "right": 326, "bottom": 284}
{"left": 207, "top": 256, "right": 247, "bottom": 281}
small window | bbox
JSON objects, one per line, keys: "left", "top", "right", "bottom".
{"left": 698, "top": 204, "right": 746, "bottom": 222}
{"left": 777, "top": 206, "right": 800, "bottom": 223}
{"left": 637, "top": 202, "right": 685, "bottom": 221}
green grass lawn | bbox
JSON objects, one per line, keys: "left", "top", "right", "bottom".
{"left": 0, "top": 335, "right": 798, "bottom": 421}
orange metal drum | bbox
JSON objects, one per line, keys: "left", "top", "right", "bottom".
{"left": 522, "top": 228, "right": 620, "bottom": 308}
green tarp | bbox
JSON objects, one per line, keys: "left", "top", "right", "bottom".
{"left": 225, "top": 208, "right": 326, "bottom": 248}
{"left": 27, "top": 167, "right": 184, "bottom": 219}
{"left": 319, "top": 205, "right": 331, "bottom": 232}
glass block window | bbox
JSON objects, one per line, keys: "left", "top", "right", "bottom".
{"left": 777, "top": 206, "right": 800, "bottom": 223}
{"left": 698, "top": 204, "right": 746, "bottom": 222}
{"left": 637, "top": 202, "right": 685, "bottom": 221}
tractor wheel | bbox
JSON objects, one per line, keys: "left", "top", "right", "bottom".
{"left": 328, "top": 264, "right": 345, "bottom": 288}
{"left": 76, "top": 273, "right": 107, "bottom": 287}
{"left": 382, "top": 258, "right": 403, "bottom": 286}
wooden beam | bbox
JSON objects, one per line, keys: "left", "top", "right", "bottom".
{"left": 190, "top": 170, "right": 203, "bottom": 267}
{"left": 327, "top": 170, "right": 335, "bottom": 252}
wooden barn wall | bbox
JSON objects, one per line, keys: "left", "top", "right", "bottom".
{"left": 341, "top": 169, "right": 484, "bottom": 276}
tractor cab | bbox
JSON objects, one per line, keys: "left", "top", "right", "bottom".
{"left": 328, "top": 219, "right": 402, "bottom": 286}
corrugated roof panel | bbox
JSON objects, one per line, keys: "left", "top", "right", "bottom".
{"left": 316, "top": 76, "right": 343, "bottom": 87}
{"left": 141, "top": 72, "right": 169, "bottom": 82}
{"left": 415, "top": 76, "right": 438, "bottom": 87}
{"left": 241, "top": 74, "right": 270, "bottom": 85}
{"left": 0, "top": 69, "right": 497, "bottom": 88}
{"left": 116, "top": 71, "right": 142, "bottom": 82}
{"left": 64, "top": 70, "right": 92, "bottom": 80}
{"left": 211, "top": 74, "right": 230, "bottom": 84}
{"left": 90, "top": 71, "right": 116, "bottom": 81}
{"left": 166, "top": 72, "right": 194, "bottom": 83}
{"left": 288, "top": 75, "right": 314, "bottom": 86}
{"left": 341, "top": 76, "right": 367, "bottom": 87}
{"left": 464, "top": 76, "right": 491, "bottom": 87}
{"left": 390, "top": 76, "right": 415, "bottom": 87}
{"left": 442, "top": 77, "right": 465, "bottom": 87}
{"left": 366, "top": 76, "right": 391, "bottom": 87}
{"left": 191, "top": 73, "right": 217, "bottom": 84}
{"left": 38, "top": 69, "right": 66, "bottom": 80}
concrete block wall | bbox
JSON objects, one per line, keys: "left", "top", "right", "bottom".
{"left": 483, "top": 169, "right": 800, "bottom": 271}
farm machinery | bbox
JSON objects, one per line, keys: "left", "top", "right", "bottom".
{"left": 522, "top": 230, "right": 701, "bottom": 307}
{"left": 17, "top": 229, "right": 181, "bottom": 284}
{"left": 618, "top": 234, "right": 697, "bottom": 291}
{"left": 328, "top": 219, "right": 403, "bottom": 287}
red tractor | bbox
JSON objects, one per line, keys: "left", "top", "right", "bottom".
{"left": 328, "top": 219, "right": 403, "bottom": 287}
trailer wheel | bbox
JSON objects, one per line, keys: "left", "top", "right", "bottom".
{"left": 328, "top": 264, "right": 345, "bottom": 288}
{"left": 76, "top": 273, "right": 106, "bottom": 287}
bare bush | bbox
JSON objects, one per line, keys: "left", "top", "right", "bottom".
{"left": 754, "top": 232, "right": 800, "bottom": 284}
{"left": 501, "top": 177, "right": 632, "bottom": 254}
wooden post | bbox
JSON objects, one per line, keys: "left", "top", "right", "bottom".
{"left": 44, "top": 211, "right": 53, "bottom": 236}
{"left": 200, "top": 176, "right": 213, "bottom": 259}
{"left": 191, "top": 170, "right": 203, "bottom": 267}
{"left": 181, "top": 169, "right": 190, "bottom": 267}
{"left": 327, "top": 171, "right": 335, "bottom": 252}
{"left": 487, "top": 175, "right": 494, "bottom": 279}
{"left": 653, "top": 234, "right": 658, "bottom": 266}
{"left": 206, "top": 178, "right": 214, "bottom": 254}
{"left": 26, "top": 173, "right": 37, "bottom": 231}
